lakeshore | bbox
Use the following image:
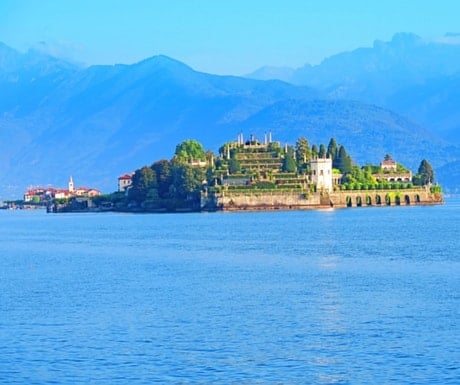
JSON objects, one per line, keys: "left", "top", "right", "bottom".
{"left": 46, "top": 186, "right": 443, "bottom": 213}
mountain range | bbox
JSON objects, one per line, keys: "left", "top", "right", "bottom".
{"left": 247, "top": 33, "right": 460, "bottom": 144}
{"left": 1, "top": 33, "right": 460, "bottom": 198}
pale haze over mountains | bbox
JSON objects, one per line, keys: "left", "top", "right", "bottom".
{"left": 1, "top": 33, "right": 460, "bottom": 198}
{"left": 247, "top": 33, "right": 460, "bottom": 144}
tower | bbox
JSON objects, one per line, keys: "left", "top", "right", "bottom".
{"left": 68, "top": 176, "right": 74, "bottom": 192}
{"left": 310, "top": 158, "right": 333, "bottom": 192}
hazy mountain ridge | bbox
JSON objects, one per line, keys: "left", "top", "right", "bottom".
{"left": 1, "top": 41, "right": 459, "bottom": 198}
{"left": 246, "top": 33, "right": 460, "bottom": 144}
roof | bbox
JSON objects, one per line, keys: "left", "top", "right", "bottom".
{"left": 381, "top": 159, "right": 397, "bottom": 165}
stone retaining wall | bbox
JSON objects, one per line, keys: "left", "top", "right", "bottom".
{"left": 328, "top": 188, "right": 443, "bottom": 208}
{"left": 212, "top": 188, "right": 443, "bottom": 211}
{"left": 215, "top": 192, "right": 323, "bottom": 211}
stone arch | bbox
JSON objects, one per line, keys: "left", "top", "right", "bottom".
{"left": 375, "top": 195, "right": 382, "bottom": 205}
{"left": 366, "top": 195, "right": 372, "bottom": 206}
{"left": 415, "top": 194, "right": 421, "bottom": 204}
{"left": 356, "top": 196, "right": 362, "bottom": 207}
{"left": 385, "top": 194, "right": 391, "bottom": 206}
{"left": 404, "top": 195, "right": 411, "bottom": 205}
{"left": 395, "top": 195, "right": 401, "bottom": 206}
{"left": 346, "top": 196, "right": 352, "bottom": 207}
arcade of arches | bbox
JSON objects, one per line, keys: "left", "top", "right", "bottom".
{"left": 328, "top": 190, "right": 439, "bottom": 208}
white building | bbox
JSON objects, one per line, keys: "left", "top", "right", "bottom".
{"left": 380, "top": 157, "right": 397, "bottom": 172}
{"left": 310, "top": 158, "right": 333, "bottom": 192}
{"left": 118, "top": 173, "right": 133, "bottom": 192}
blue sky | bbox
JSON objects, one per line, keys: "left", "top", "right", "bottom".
{"left": 1, "top": 0, "right": 459, "bottom": 75}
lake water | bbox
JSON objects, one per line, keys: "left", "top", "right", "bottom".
{"left": 1, "top": 199, "right": 459, "bottom": 384}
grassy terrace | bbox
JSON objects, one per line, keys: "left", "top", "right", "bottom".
{"left": 235, "top": 153, "right": 280, "bottom": 159}
{"left": 227, "top": 184, "right": 305, "bottom": 190}
{"left": 236, "top": 157, "right": 282, "bottom": 162}
{"left": 216, "top": 187, "right": 309, "bottom": 196}
{"left": 236, "top": 158, "right": 282, "bottom": 169}
{"left": 238, "top": 160, "right": 283, "bottom": 165}
{"left": 239, "top": 164, "right": 283, "bottom": 170}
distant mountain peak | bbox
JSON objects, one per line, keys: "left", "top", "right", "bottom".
{"left": 436, "top": 32, "right": 460, "bottom": 45}
{"left": 390, "top": 32, "right": 423, "bottom": 45}
{"left": 0, "top": 42, "right": 21, "bottom": 71}
{"left": 135, "top": 54, "right": 193, "bottom": 70}
{"left": 244, "top": 65, "right": 296, "bottom": 82}
{"left": 0, "top": 41, "right": 17, "bottom": 52}
{"left": 373, "top": 33, "right": 423, "bottom": 51}
{"left": 20, "top": 47, "right": 80, "bottom": 74}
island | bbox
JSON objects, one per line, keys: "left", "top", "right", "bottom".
{"left": 22, "top": 133, "right": 442, "bottom": 213}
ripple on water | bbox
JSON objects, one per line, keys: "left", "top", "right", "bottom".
{"left": 0, "top": 201, "right": 459, "bottom": 384}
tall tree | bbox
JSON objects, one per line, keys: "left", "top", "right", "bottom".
{"left": 327, "top": 138, "right": 338, "bottom": 160}
{"left": 318, "top": 144, "right": 327, "bottom": 159}
{"left": 295, "top": 137, "right": 310, "bottom": 164}
{"left": 282, "top": 153, "right": 297, "bottom": 172}
{"left": 335, "top": 146, "right": 353, "bottom": 174}
{"left": 171, "top": 164, "right": 205, "bottom": 199}
{"left": 152, "top": 159, "right": 172, "bottom": 198}
{"left": 130, "top": 166, "right": 157, "bottom": 202}
{"left": 416, "top": 159, "right": 434, "bottom": 185}
{"left": 311, "top": 144, "right": 319, "bottom": 158}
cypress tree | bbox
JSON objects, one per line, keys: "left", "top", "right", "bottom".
{"left": 327, "top": 138, "right": 338, "bottom": 159}
{"left": 417, "top": 159, "right": 434, "bottom": 185}
{"left": 311, "top": 144, "right": 319, "bottom": 158}
{"left": 335, "top": 146, "right": 353, "bottom": 174}
{"left": 318, "top": 144, "right": 327, "bottom": 159}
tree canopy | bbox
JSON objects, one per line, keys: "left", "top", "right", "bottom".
{"left": 413, "top": 159, "right": 434, "bottom": 185}
{"left": 130, "top": 166, "right": 157, "bottom": 203}
{"left": 295, "top": 137, "right": 310, "bottom": 164}
{"left": 334, "top": 146, "right": 353, "bottom": 174}
{"left": 327, "top": 138, "right": 338, "bottom": 160}
{"left": 174, "top": 139, "right": 206, "bottom": 163}
{"left": 318, "top": 144, "right": 327, "bottom": 159}
{"left": 282, "top": 153, "right": 297, "bottom": 172}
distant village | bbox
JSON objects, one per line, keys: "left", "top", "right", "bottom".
{"left": 22, "top": 177, "right": 101, "bottom": 205}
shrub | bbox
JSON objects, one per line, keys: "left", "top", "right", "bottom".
{"left": 430, "top": 185, "right": 442, "bottom": 193}
{"left": 255, "top": 181, "right": 276, "bottom": 189}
